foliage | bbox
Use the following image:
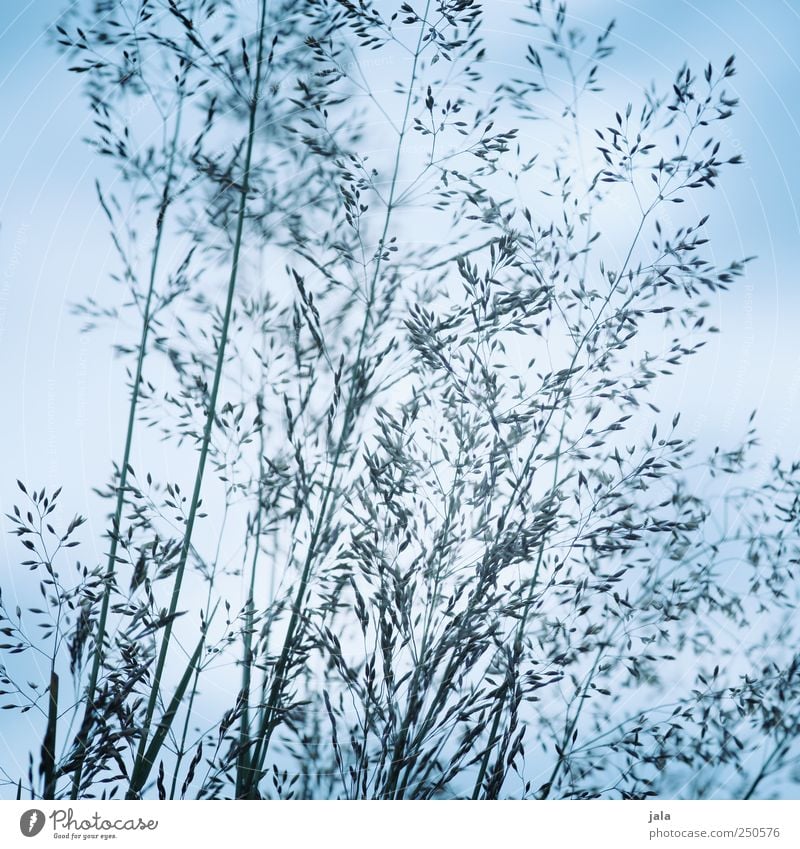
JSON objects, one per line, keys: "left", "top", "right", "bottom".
{"left": 2, "top": 0, "right": 799, "bottom": 801}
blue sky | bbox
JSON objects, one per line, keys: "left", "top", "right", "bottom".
{"left": 2, "top": 0, "right": 799, "bottom": 515}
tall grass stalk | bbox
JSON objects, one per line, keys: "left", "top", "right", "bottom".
{"left": 234, "top": 395, "right": 265, "bottom": 800}
{"left": 471, "top": 69, "right": 729, "bottom": 797}
{"left": 126, "top": 0, "right": 270, "bottom": 798}
{"left": 240, "top": 1, "right": 434, "bottom": 798}
{"left": 69, "top": 85, "right": 187, "bottom": 803}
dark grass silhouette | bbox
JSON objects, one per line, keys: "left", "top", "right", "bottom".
{"left": 2, "top": 0, "right": 800, "bottom": 800}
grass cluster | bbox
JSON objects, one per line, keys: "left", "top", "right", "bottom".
{"left": 2, "top": 0, "right": 800, "bottom": 800}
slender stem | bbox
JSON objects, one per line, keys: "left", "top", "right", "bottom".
{"left": 235, "top": 399, "right": 266, "bottom": 799}
{"left": 42, "top": 671, "right": 59, "bottom": 799}
{"left": 127, "top": 0, "right": 270, "bottom": 797}
{"left": 69, "top": 93, "right": 186, "bottom": 801}
{"left": 385, "top": 449, "right": 463, "bottom": 799}
{"left": 168, "top": 551, "right": 225, "bottom": 799}
{"left": 244, "top": 2, "right": 433, "bottom": 796}
{"left": 743, "top": 725, "right": 794, "bottom": 800}
{"left": 470, "top": 194, "right": 654, "bottom": 799}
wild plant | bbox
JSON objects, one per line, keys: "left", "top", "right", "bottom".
{"left": 3, "top": 0, "right": 800, "bottom": 801}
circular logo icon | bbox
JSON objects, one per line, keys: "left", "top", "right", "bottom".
{"left": 19, "top": 810, "right": 46, "bottom": 838}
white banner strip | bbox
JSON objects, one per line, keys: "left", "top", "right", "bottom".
{"left": 2, "top": 800, "right": 799, "bottom": 849}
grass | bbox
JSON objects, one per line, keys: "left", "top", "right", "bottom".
{"left": 2, "top": 0, "right": 799, "bottom": 801}
{"left": 125, "top": 0, "right": 271, "bottom": 799}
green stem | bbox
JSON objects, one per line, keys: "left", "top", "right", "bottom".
{"left": 69, "top": 94, "right": 185, "bottom": 801}
{"left": 235, "top": 400, "right": 265, "bottom": 799}
{"left": 539, "top": 645, "right": 604, "bottom": 799}
{"left": 42, "top": 671, "right": 59, "bottom": 799}
{"left": 471, "top": 203, "right": 653, "bottom": 799}
{"left": 127, "top": 0, "right": 270, "bottom": 798}
{"left": 242, "top": 3, "right": 433, "bottom": 798}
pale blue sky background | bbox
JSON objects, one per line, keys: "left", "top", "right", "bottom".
{"left": 1, "top": 0, "right": 799, "bottom": 524}
{"left": 1, "top": 0, "right": 800, "bottom": 796}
